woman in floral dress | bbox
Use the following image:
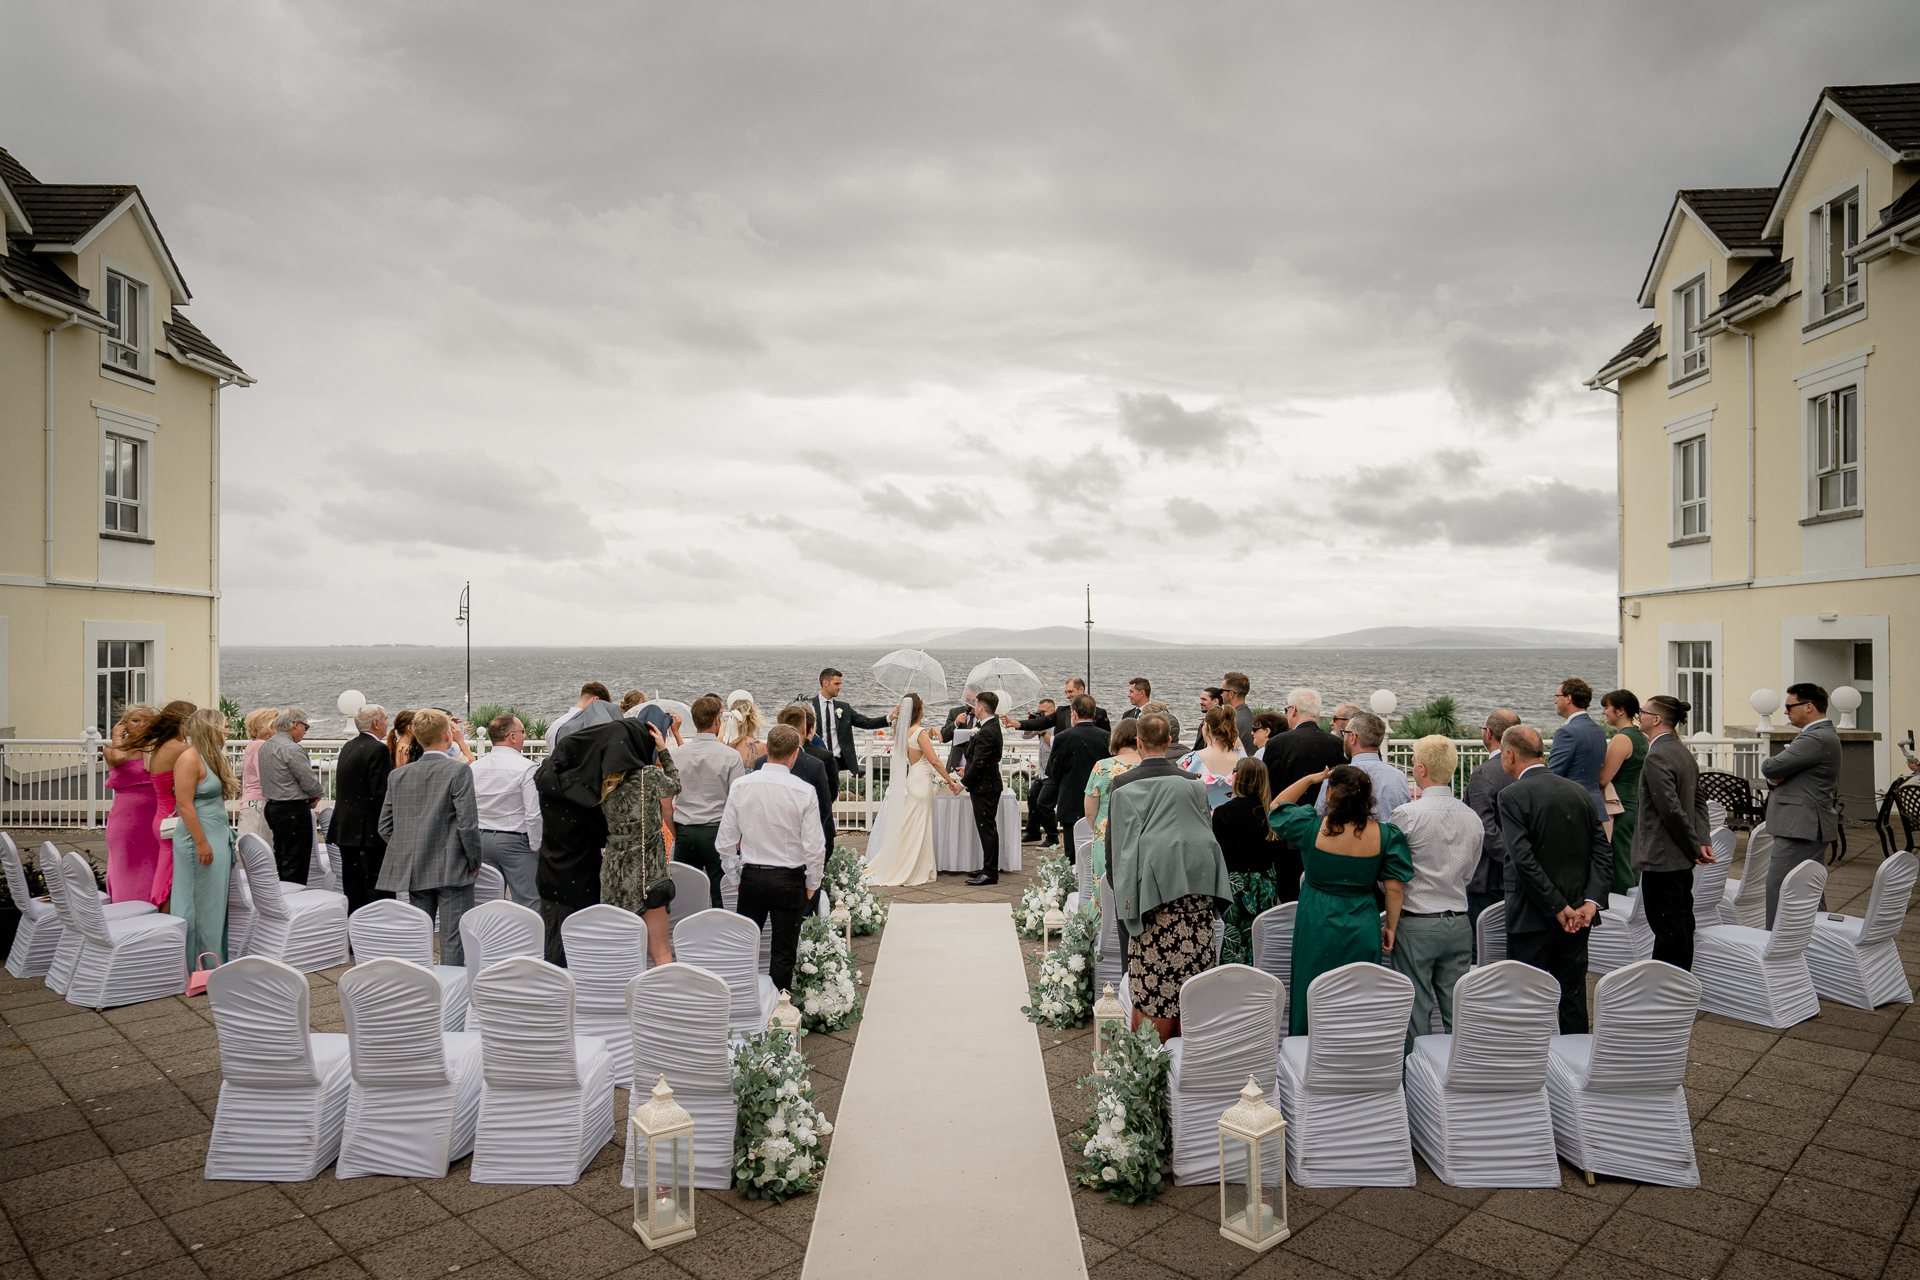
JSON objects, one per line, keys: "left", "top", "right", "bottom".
{"left": 1082, "top": 719, "right": 1141, "bottom": 887}
{"left": 1211, "top": 758, "right": 1280, "bottom": 965}
{"left": 1175, "top": 706, "right": 1246, "bottom": 810}
{"left": 602, "top": 722, "right": 681, "bottom": 966}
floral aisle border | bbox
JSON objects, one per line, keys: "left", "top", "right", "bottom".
{"left": 731, "top": 1028, "right": 834, "bottom": 1201}
{"left": 1074, "top": 1022, "right": 1170, "bottom": 1203}
{"left": 792, "top": 913, "right": 863, "bottom": 1031}
{"left": 826, "top": 843, "right": 887, "bottom": 934}
{"left": 1015, "top": 853, "right": 1073, "bottom": 939}
{"left": 1022, "top": 904, "right": 1098, "bottom": 1027}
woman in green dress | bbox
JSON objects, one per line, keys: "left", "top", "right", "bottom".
{"left": 1082, "top": 719, "right": 1141, "bottom": 887}
{"left": 170, "top": 708, "right": 239, "bottom": 966}
{"left": 601, "top": 721, "right": 681, "bottom": 966}
{"left": 1267, "top": 764, "right": 1414, "bottom": 1037}
{"left": 1599, "top": 689, "right": 1649, "bottom": 895}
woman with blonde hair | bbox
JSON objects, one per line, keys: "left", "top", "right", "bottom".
{"left": 236, "top": 707, "right": 279, "bottom": 845}
{"left": 723, "top": 695, "right": 767, "bottom": 769}
{"left": 171, "top": 708, "right": 240, "bottom": 963}
{"left": 103, "top": 704, "right": 163, "bottom": 903}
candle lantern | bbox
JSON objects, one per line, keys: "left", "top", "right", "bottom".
{"left": 1217, "top": 1075, "right": 1288, "bottom": 1252}
{"left": 830, "top": 900, "right": 853, "bottom": 953}
{"left": 629, "top": 1076, "right": 697, "bottom": 1249}
{"left": 1042, "top": 904, "right": 1067, "bottom": 957}
{"left": 772, "top": 989, "right": 803, "bottom": 1041}
{"left": 1091, "top": 982, "right": 1125, "bottom": 1074}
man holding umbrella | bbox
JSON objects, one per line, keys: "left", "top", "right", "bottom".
{"left": 813, "top": 667, "right": 894, "bottom": 800}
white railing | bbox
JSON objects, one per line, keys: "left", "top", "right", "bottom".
{"left": 1679, "top": 735, "right": 1766, "bottom": 783}
{"left": 1, "top": 735, "right": 111, "bottom": 829}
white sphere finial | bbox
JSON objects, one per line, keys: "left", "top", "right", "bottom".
{"left": 1750, "top": 688, "right": 1780, "bottom": 717}
{"left": 337, "top": 690, "right": 366, "bottom": 717}
{"left": 1831, "top": 685, "right": 1862, "bottom": 729}
{"left": 1370, "top": 689, "right": 1397, "bottom": 717}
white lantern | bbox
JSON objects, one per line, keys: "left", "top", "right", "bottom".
{"left": 1092, "top": 982, "right": 1125, "bottom": 1074}
{"left": 337, "top": 690, "right": 366, "bottom": 718}
{"left": 1831, "top": 685, "right": 1862, "bottom": 730}
{"left": 1369, "top": 689, "right": 1397, "bottom": 718}
{"left": 629, "top": 1076, "right": 696, "bottom": 1249}
{"left": 1750, "top": 688, "right": 1781, "bottom": 728}
{"left": 830, "top": 900, "right": 853, "bottom": 953}
{"left": 1042, "top": 904, "right": 1067, "bottom": 957}
{"left": 772, "top": 989, "right": 803, "bottom": 1041}
{"left": 1218, "top": 1075, "right": 1288, "bottom": 1252}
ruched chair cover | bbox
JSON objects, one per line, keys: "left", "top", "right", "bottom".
{"left": 1249, "top": 903, "right": 1297, "bottom": 1031}
{"left": 468, "top": 957, "right": 616, "bottom": 1184}
{"left": 561, "top": 904, "right": 650, "bottom": 1079}
{"left": 1066, "top": 834, "right": 1094, "bottom": 914}
{"left": 1720, "top": 824, "right": 1771, "bottom": 928}
{"left": 1694, "top": 859, "right": 1825, "bottom": 1028}
{"left": 1589, "top": 883, "right": 1655, "bottom": 974}
{"left": 1474, "top": 901, "right": 1507, "bottom": 966}
{"left": 1274, "top": 961, "right": 1417, "bottom": 1187}
{"left": 473, "top": 862, "right": 507, "bottom": 906}
{"left": 1405, "top": 960, "right": 1561, "bottom": 1187}
{"left": 674, "top": 908, "right": 777, "bottom": 1038}
{"left": 348, "top": 901, "right": 471, "bottom": 1031}
{"left": 40, "top": 842, "right": 152, "bottom": 995}
{"left": 226, "top": 859, "right": 255, "bottom": 959}
{"left": 335, "top": 958, "right": 484, "bottom": 1179}
{"left": 59, "top": 853, "right": 185, "bottom": 1008}
{"left": 4, "top": 833, "right": 65, "bottom": 979}
{"left": 620, "top": 963, "right": 737, "bottom": 1191}
{"left": 1692, "top": 829, "right": 1736, "bottom": 930}
{"left": 309, "top": 809, "right": 340, "bottom": 893}
{"left": 459, "top": 900, "right": 545, "bottom": 991}
{"left": 1094, "top": 872, "right": 1125, "bottom": 993}
{"left": 203, "top": 956, "right": 352, "bottom": 1180}
{"left": 236, "top": 834, "right": 349, "bottom": 973}
{"left": 667, "top": 862, "right": 711, "bottom": 935}
{"left": 1165, "top": 965, "right": 1286, "bottom": 1185}
{"left": 1546, "top": 959, "right": 1701, "bottom": 1186}
{"left": 1806, "top": 850, "right": 1917, "bottom": 1010}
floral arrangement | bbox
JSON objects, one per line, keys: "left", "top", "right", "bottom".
{"left": 730, "top": 1029, "right": 834, "bottom": 1202}
{"left": 792, "top": 913, "right": 863, "bottom": 1032}
{"left": 828, "top": 844, "right": 888, "bottom": 934}
{"left": 1021, "top": 904, "right": 1099, "bottom": 1027}
{"left": 1015, "top": 853, "right": 1074, "bottom": 939}
{"left": 1074, "top": 1022, "right": 1170, "bottom": 1204}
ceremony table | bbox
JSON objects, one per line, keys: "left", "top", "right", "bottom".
{"left": 864, "top": 790, "right": 1022, "bottom": 874}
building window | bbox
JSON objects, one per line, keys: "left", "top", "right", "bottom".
{"left": 102, "top": 433, "right": 143, "bottom": 534}
{"left": 1673, "top": 641, "right": 1712, "bottom": 734}
{"left": 1675, "top": 435, "right": 1708, "bottom": 537}
{"left": 95, "top": 640, "right": 150, "bottom": 735}
{"left": 1813, "top": 387, "right": 1859, "bottom": 513}
{"left": 104, "top": 271, "right": 145, "bottom": 375}
{"left": 1675, "top": 276, "right": 1709, "bottom": 378}
{"left": 1816, "top": 189, "right": 1860, "bottom": 318}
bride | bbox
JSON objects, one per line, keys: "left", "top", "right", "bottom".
{"left": 864, "top": 692, "right": 961, "bottom": 887}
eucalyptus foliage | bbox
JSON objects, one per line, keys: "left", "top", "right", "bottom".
{"left": 791, "top": 914, "right": 863, "bottom": 1032}
{"left": 826, "top": 844, "right": 887, "bottom": 935}
{"left": 729, "top": 1029, "right": 833, "bottom": 1202}
{"left": 1015, "top": 853, "right": 1074, "bottom": 940}
{"left": 1074, "top": 1022, "right": 1171, "bottom": 1204}
{"left": 1021, "top": 904, "right": 1099, "bottom": 1027}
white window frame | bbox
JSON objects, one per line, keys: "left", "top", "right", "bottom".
{"left": 1662, "top": 404, "right": 1714, "bottom": 545}
{"left": 98, "top": 258, "right": 156, "bottom": 385}
{"left": 94, "top": 401, "right": 160, "bottom": 542}
{"left": 1675, "top": 434, "right": 1709, "bottom": 538}
{"left": 1794, "top": 347, "right": 1869, "bottom": 522}
{"left": 1803, "top": 170, "right": 1868, "bottom": 341}
{"left": 1811, "top": 387, "right": 1860, "bottom": 516}
{"left": 1670, "top": 267, "right": 1711, "bottom": 389}
{"left": 80, "top": 621, "right": 166, "bottom": 737}
{"left": 1659, "top": 621, "right": 1722, "bottom": 736}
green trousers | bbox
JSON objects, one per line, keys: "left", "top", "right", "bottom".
{"left": 1388, "top": 913, "right": 1472, "bottom": 1053}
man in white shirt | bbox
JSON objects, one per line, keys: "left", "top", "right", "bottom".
{"left": 717, "top": 725, "right": 825, "bottom": 992}
{"left": 1387, "top": 736, "right": 1486, "bottom": 1050}
{"left": 1316, "top": 711, "right": 1411, "bottom": 822}
{"left": 469, "top": 712, "right": 543, "bottom": 907}
{"left": 672, "top": 694, "right": 745, "bottom": 908}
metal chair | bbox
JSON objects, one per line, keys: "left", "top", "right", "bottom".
{"left": 1696, "top": 771, "right": 1764, "bottom": 832}
{"left": 1875, "top": 778, "right": 1920, "bottom": 862}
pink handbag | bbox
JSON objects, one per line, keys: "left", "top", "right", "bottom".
{"left": 186, "top": 953, "right": 220, "bottom": 997}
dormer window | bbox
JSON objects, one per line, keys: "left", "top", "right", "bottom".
{"left": 1815, "top": 189, "right": 1860, "bottom": 318}
{"left": 1676, "top": 276, "right": 1708, "bottom": 378}
{"left": 103, "top": 269, "right": 149, "bottom": 378}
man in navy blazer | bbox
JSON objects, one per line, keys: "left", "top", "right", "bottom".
{"left": 1547, "top": 677, "right": 1608, "bottom": 827}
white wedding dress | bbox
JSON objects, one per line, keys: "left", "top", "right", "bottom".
{"left": 865, "top": 737, "right": 939, "bottom": 887}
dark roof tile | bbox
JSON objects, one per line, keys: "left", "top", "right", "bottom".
{"left": 0, "top": 145, "right": 38, "bottom": 192}
{"left": 1713, "top": 258, "right": 1793, "bottom": 313}
{"left": 1678, "top": 188, "right": 1779, "bottom": 250}
{"left": 1594, "top": 323, "right": 1660, "bottom": 380}
{"left": 1826, "top": 83, "right": 1920, "bottom": 152}
{"left": 164, "top": 308, "right": 248, "bottom": 378}
{"left": 1869, "top": 180, "right": 1920, "bottom": 235}
{"left": 0, "top": 240, "right": 96, "bottom": 313}
{"left": 15, "top": 183, "right": 137, "bottom": 244}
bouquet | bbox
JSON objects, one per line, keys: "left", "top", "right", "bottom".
{"left": 1021, "top": 904, "right": 1099, "bottom": 1027}
{"left": 1074, "top": 1022, "right": 1170, "bottom": 1204}
{"left": 792, "top": 914, "right": 863, "bottom": 1032}
{"left": 827, "top": 844, "right": 888, "bottom": 934}
{"left": 730, "top": 1029, "right": 834, "bottom": 1202}
{"left": 1015, "top": 853, "right": 1074, "bottom": 939}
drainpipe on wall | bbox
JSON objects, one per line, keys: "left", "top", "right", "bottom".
{"left": 1720, "top": 322, "right": 1757, "bottom": 583}
{"left": 44, "top": 313, "right": 84, "bottom": 582}
{"left": 210, "top": 380, "right": 225, "bottom": 706}
{"left": 1597, "top": 382, "right": 1624, "bottom": 680}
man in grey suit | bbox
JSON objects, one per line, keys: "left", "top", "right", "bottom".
{"left": 1631, "top": 695, "right": 1714, "bottom": 969}
{"left": 1547, "top": 677, "right": 1609, "bottom": 827}
{"left": 1761, "top": 682, "right": 1842, "bottom": 926}
{"left": 1496, "top": 724, "right": 1613, "bottom": 1033}
{"left": 376, "top": 708, "right": 483, "bottom": 965}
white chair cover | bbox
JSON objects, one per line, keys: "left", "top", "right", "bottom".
{"left": 1065, "top": 833, "right": 1095, "bottom": 914}
{"left": 226, "top": 859, "right": 255, "bottom": 959}
{"left": 459, "top": 899, "right": 545, "bottom": 991}
{"left": 1546, "top": 959, "right": 1701, "bottom": 1186}
{"left": 1163, "top": 965, "right": 1285, "bottom": 1185}
{"left": 721, "top": 864, "right": 740, "bottom": 913}
{"left": 667, "top": 862, "right": 711, "bottom": 935}
{"left": 1806, "top": 850, "right": 1917, "bottom": 1010}
{"left": 473, "top": 862, "right": 507, "bottom": 906}
{"left": 39, "top": 842, "right": 151, "bottom": 994}
{"left": 1094, "top": 872, "right": 1125, "bottom": 993}
{"left": 1707, "top": 799, "right": 1727, "bottom": 831}
{"left": 309, "top": 810, "right": 340, "bottom": 893}
{"left": 1691, "top": 829, "right": 1735, "bottom": 930}
{"left": 561, "top": 904, "right": 650, "bottom": 1080}
{"left": 203, "top": 956, "right": 352, "bottom": 1180}
{"left": 335, "top": 958, "right": 483, "bottom": 1178}
{"left": 1274, "top": 962, "right": 1416, "bottom": 1187}
{"left": 348, "top": 901, "right": 470, "bottom": 1031}
{"left": 59, "top": 852, "right": 186, "bottom": 1008}
{"left": 1474, "top": 901, "right": 1507, "bottom": 965}
{"left": 1589, "top": 883, "right": 1655, "bottom": 974}
{"left": 4, "top": 833, "right": 64, "bottom": 979}
{"left": 1720, "top": 824, "right": 1771, "bottom": 928}
{"left": 235, "top": 833, "right": 348, "bottom": 973}
{"left": 1405, "top": 961, "right": 1560, "bottom": 1186}
{"left": 1249, "top": 903, "right": 1296, "bottom": 1032}
{"left": 621, "top": 963, "right": 738, "bottom": 1191}
{"left": 468, "top": 957, "right": 616, "bottom": 1184}
{"left": 673, "top": 909, "right": 776, "bottom": 1037}
{"left": 1693, "top": 859, "right": 1824, "bottom": 1028}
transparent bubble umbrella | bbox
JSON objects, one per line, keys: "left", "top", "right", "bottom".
{"left": 871, "top": 649, "right": 947, "bottom": 700}
{"left": 965, "top": 658, "right": 1044, "bottom": 713}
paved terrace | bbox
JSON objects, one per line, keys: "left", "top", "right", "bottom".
{"left": 3, "top": 831, "right": 1918, "bottom": 1280}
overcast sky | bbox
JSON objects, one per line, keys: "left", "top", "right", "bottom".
{"left": 8, "top": 2, "right": 1918, "bottom": 645}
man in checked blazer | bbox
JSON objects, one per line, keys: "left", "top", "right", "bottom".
{"left": 377, "top": 708, "right": 483, "bottom": 965}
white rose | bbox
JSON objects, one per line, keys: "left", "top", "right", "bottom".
{"left": 1103, "top": 1166, "right": 1118, "bottom": 1181}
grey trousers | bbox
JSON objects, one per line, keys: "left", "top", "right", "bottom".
{"left": 1765, "top": 834, "right": 1828, "bottom": 928}
{"left": 413, "top": 884, "right": 475, "bottom": 967}
{"left": 1389, "top": 913, "right": 1472, "bottom": 1052}
{"left": 480, "top": 830, "right": 539, "bottom": 907}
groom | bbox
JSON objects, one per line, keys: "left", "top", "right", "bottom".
{"left": 813, "top": 668, "right": 894, "bottom": 799}
{"left": 962, "top": 691, "right": 1005, "bottom": 885}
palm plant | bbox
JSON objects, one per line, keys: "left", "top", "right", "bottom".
{"left": 1393, "top": 694, "right": 1461, "bottom": 740}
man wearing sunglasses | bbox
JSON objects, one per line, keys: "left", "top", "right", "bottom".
{"left": 1759, "top": 683, "right": 1841, "bottom": 926}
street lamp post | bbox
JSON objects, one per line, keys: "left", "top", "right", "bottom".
{"left": 455, "top": 582, "right": 471, "bottom": 729}
{"left": 1084, "top": 584, "right": 1093, "bottom": 697}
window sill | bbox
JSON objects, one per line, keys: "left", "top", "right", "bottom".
{"left": 99, "top": 364, "right": 156, "bottom": 392}
{"left": 1802, "top": 302, "right": 1865, "bottom": 342}
{"left": 99, "top": 532, "right": 155, "bottom": 545}
{"left": 1800, "top": 508, "right": 1862, "bottom": 527}
{"left": 1667, "top": 368, "right": 1710, "bottom": 398}
{"left": 1668, "top": 535, "right": 1711, "bottom": 548}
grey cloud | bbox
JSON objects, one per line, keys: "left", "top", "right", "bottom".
{"left": 1445, "top": 336, "right": 1572, "bottom": 432}
{"left": 320, "top": 448, "right": 605, "bottom": 559}
{"left": 1163, "top": 496, "right": 1222, "bottom": 531}
{"left": 1116, "top": 392, "right": 1250, "bottom": 457}
{"left": 860, "top": 482, "right": 983, "bottom": 530}
{"left": 655, "top": 548, "right": 743, "bottom": 581}
{"left": 1339, "top": 481, "right": 1617, "bottom": 573}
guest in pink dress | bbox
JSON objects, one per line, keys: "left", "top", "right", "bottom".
{"left": 103, "top": 707, "right": 164, "bottom": 904}
{"left": 125, "top": 700, "right": 199, "bottom": 908}
{"left": 236, "top": 707, "right": 280, "bottom": 845}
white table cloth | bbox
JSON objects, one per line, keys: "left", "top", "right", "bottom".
{"left": 864, "top": 790, "right": 1022, "bottom": 874}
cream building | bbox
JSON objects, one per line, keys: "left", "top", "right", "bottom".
{"left": 1587, "top": 83, "right": 1918, "bottom": 799}
{"left": 1, "top": 144, "right": 252, "bottom": 739}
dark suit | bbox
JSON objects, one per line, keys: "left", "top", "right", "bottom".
{"left": 1760, "top": 718, "right": 1842, "bottom": 925}
{"left": 1632, "top": 731, "right": 1711, "bottom": 969}
{"left": 1261, "top": 722, "right": 1348, "bottom": 803}
{"left": 812, "top": 694, "right": 890, "bottom": 774}
{"left": 1548, "top": 712, "right": 1609, "bottom": 821}
{"left": 962, "top": 718, "right": 1005, "bottom": 879}
{"left": 938, "top": 705, "right": 979, "bottom": 771}
{"left": 1013, "top": 704, "right": 1110, "bottom": 737}
{"left": 331, "top": 731, "right": 395, "bottom": 914}
{"left": 1047, "top": 722, "right": 1112, "bottom": 859}
{"left": 1497, "top": 764, "right": 1613, "bottom": 1033}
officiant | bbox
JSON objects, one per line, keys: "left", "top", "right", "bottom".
{"left": 813, "top": 667, "right": 893, "bottom": 797}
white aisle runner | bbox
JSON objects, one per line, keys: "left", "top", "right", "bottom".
{"left": 802, "top": 903, "right": 1086, "bottom": 1280}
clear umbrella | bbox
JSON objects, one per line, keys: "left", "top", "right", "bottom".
{"left": 964, "top": 658, "right": 1043, "bottom": 713}
{"left": 871, "top": 649, "right": 948, "bottom": 700}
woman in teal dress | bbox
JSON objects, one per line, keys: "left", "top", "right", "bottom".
{"left": 1599, "top": 689, "right": 1650, "bottom": 895}
{"left": 1268, "top": 764, "right": 1413, "bottom": 1037}
{"left": 171, "top": 708, "right": 240, "bottom": 966}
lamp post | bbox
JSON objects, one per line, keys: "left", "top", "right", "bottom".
{"left": 1084, "top": 584, "right": 1094, "bottom": 697}
{"left": 454, "top": 582, "right": 471, "bottom": 731}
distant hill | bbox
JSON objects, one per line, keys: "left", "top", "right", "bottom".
{"left": 800, "top": 625, "right": 1182, "bottom": 649}
{"left": 800, "top": 624, "right": 1611, "bottom": 650}
{"left": 1289, "top": 626, "right": 1612, "bottom": 649}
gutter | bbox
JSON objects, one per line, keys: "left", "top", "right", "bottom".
{"left": 168, "top": 340, "right": 255, "bottom": 387}
{"left": 6, "top": 284, "right": 112, "bottom": 330}
{"left": 1849, "top": 214, "right": 1920, "bottom": 265}
{"left": 1583, "top": 349, "right": 1658, "bottom": 390}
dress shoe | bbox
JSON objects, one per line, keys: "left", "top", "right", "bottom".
{"left": 966, "top": 873, "right": 999, "bottom": 886}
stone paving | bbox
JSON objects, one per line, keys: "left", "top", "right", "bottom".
{"left": 4, "top": 829, "right": 1918, "bottom": 1280}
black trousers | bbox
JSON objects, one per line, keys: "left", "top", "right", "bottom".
{"left": 968, "top": 786, "right": 1002, "bottom": 879}
{"left": 1508, "top": 926, "right": 1592, "bottom": 1034}
{"left": 263, "top": 799, "right": 314, "bottom": 885}
{"left": 673, "top": 823, "right": 726, "bottom": 908}
{"left": 541, "top": 897, "right": 593, "bottom": 967}
{"left": 1640, "top": 867, "right": 1697, "bottom": 971}
{"left": 1057, "top": 790, "right": 1087, "bottom": 860}
{"left": 737, "top": 864, "right": 808, "bottom": 992}
{"left": 1025, "top": 777, "right": 1059, "bottom": 843}
{"left": 336, "top": 844, "right": 394, "bottom": 916}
